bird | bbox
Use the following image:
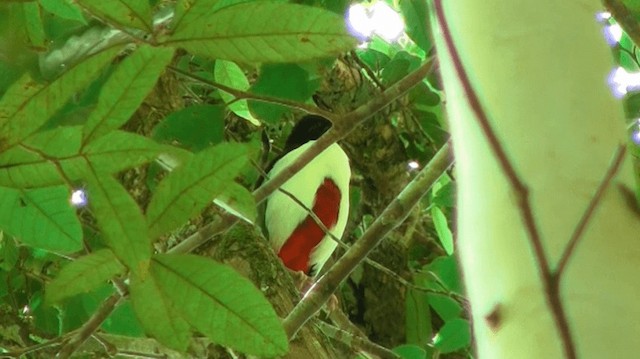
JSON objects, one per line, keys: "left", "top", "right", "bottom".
{"left": 264, "top": 115, "right": 351, "bottom": 277}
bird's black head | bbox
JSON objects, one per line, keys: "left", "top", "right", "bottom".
{"left": 283, "top": 115, "right": 332, "bottom": 153}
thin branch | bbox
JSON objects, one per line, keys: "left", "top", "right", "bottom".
{"left": 167, "top": 66, "right": 334, "bottom": 119}
{"left": 433, "top": 1, "right": 576, "bottom": 357}
{"left": 350, "top": 50, "right": 386, "bottom": 90}
{"left": 56, "top": 293, "right": 123, "bottom": 359}
{"left": 315, "top": 320, "right": 400, "bottom": 359}
{"left": 604, "top": 0, "right": 640, "bottom": 47}
{"left": 0, "top": 334, "right": 68, "bottom": 358}
{"left": 555, "top": 145, "right": 627, "bottom": 279}
{"left": 283, "top": 142, "right": 453, "bottom": 338}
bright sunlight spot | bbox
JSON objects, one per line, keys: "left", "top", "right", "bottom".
{"left": 407, "top": 160, "right": 420, "bottom": 171}
{"left": 595, "top": 11, "right": 612, "bottom": 22}
{"left": 608, "top": 67, "right": 640, "bottom": 98}
{"left": 347, "top": 1, "right": 405, "bottom": 43}
{"left": 603, "top": 24, "right": 623, "bottom": 46}
{"left": 70, "top": 189, "right": 88, "bottom": 208}
{"left": 633, "top": 130, "right": 640, "bottom": 145}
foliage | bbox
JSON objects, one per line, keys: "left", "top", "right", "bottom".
{"left": 0, "top": 0, "right": 477, "bottom": 358}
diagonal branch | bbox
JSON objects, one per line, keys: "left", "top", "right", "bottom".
{"left": 555, "top": 145, "right": 627, "bottom": 280}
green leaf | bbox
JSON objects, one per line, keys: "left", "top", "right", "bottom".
{"left": 146, "top": 142, "right": 248, "bottom": 240}
{"left": 76, "top": 0, "right": 152, "bottom": 32}
{"left": 405, "top": 277, "right": 432, "bottom": 346}
{"left": 152, "top": 104, "right": 225, "bottom": 152}
{"left": 0, "top": 185, "right": 82, "bottom": 253}
{"left": 83, "top": 46, "right": 175, "bottom": 142}
{"left": 23, "top": 3, "right": 47, "bottom": 50}
{"left": 249, "top": 63, "right": 317, "bottom": 124}
{"left": 213, "top": 182, "right": 256, "bottom": 224}
{"left": 424, "top": 255, "right": 462, "bottom": 294}
{"left": 0, "top": 233, "right": 19, "bottom": 271}
{"left": 0, "top": 46, "right": 121, "bottom": 150}
{"left": 40, "top": 0, "right": 87, "bottom": 24}
{"left": 399, "top": 0, "right": 431, "bottom": 52}
{"left": 393, "top": 344, "right": 427, "bottom": 359}
{"left": 151, "top": 254, "right": 288, "bottom": 357}
{"left": 432, "top": 318, "right": 471, "bottom": 354}
{"left": 79, "top": 283, "right": 144, "bottom": 336}
{"left": 214, "top": 60, "right": 260, "bottom": 125}
{"left": 164, "top": 1, "right": 357, "bottom": 63}
{"left": 45, "top": 249, "right": 125, "bottom": 304}
{"left": 84, "top": 172, "right": 150, "bottom": 274}
{"left": 129, "top": 272, "right": 191, "bottom": 351}
{"left": 431, "top": 206, "right": 453, "bottom": 255}
{"left": 427, "top": 294, "right": 462, "bottom": 322}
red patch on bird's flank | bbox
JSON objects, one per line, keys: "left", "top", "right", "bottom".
{"left": 278, "top": 178, "right": 341, "bottom": 274}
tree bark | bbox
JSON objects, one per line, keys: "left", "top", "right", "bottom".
{"left": 431, "top": 1, "right": 640, "bottom": 358}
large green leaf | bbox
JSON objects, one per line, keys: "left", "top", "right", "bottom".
{"left": 84, "top": 172, "right": 150, "bottom": 274}
{"left": 146, "top": 142, "right": 248, "bottom": 240}
{"left": 213, "top": 60, "right": 259, "bottom": 125}
{"left": 0, "top": 46, "right": 121, "bottom": 150}
{"left": 76, "top": 0, "right": 153, "bottom": 32}
{"left": 163, "top": 1, "right": 357, "bottom": 63}
{"left": 83, "top": 46, "right": 175, "bottom": 142}
{"left": 151, "top": 254, "right": 288, "bottom": 357}
{"left": 129, "top": 272, "right": 191, "bottom": 351}
{"left": 45, "top": 249, "right": 125, "bottom": 304}
{"left": 0, "top": 185, "right": 82, "bottom": 253}
{"left": 0, "top": 130, "right": 163, "bottom": 188}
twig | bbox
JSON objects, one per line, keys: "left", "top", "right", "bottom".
{"left": 283, "top": 142, "right": 453, "bottom": 338}
{"left": 315, "top": 320, "right": 400, "bottom": 359}
{"left": 56, "top": 293, "right": 123, "bottom": 358}
{"left": 433, "top": 1, "right": 576, "bottom": 357}
{"left": 554, "top": 145, "right": 627, "bottom": 279}
{"left": 0, "top": 334, "right": 69, "bottom": 358}
{"left": 350, "top": 50, "right": 386, "bottom": 90}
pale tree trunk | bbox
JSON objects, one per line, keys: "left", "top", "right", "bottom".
{"left": 431, "top": 1, "right": 640, "bottom": 358}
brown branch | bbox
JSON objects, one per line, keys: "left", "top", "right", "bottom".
{"left": 56, "top": 293, "right": 123, "bottom": 359}
{"left": 315, "top": 320, "right": 400, "bottom": 359}
{"left": 283, "top": 142, "right": 453, "bottom": 338}
{"left": 433, "top": 1, "right": 577, "bottom": 358}
{"left": 603, "top": 0, "right": 640, "bottom": 47}
{"left": 555, "top": 145, "right": 627, "bottom": 279}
